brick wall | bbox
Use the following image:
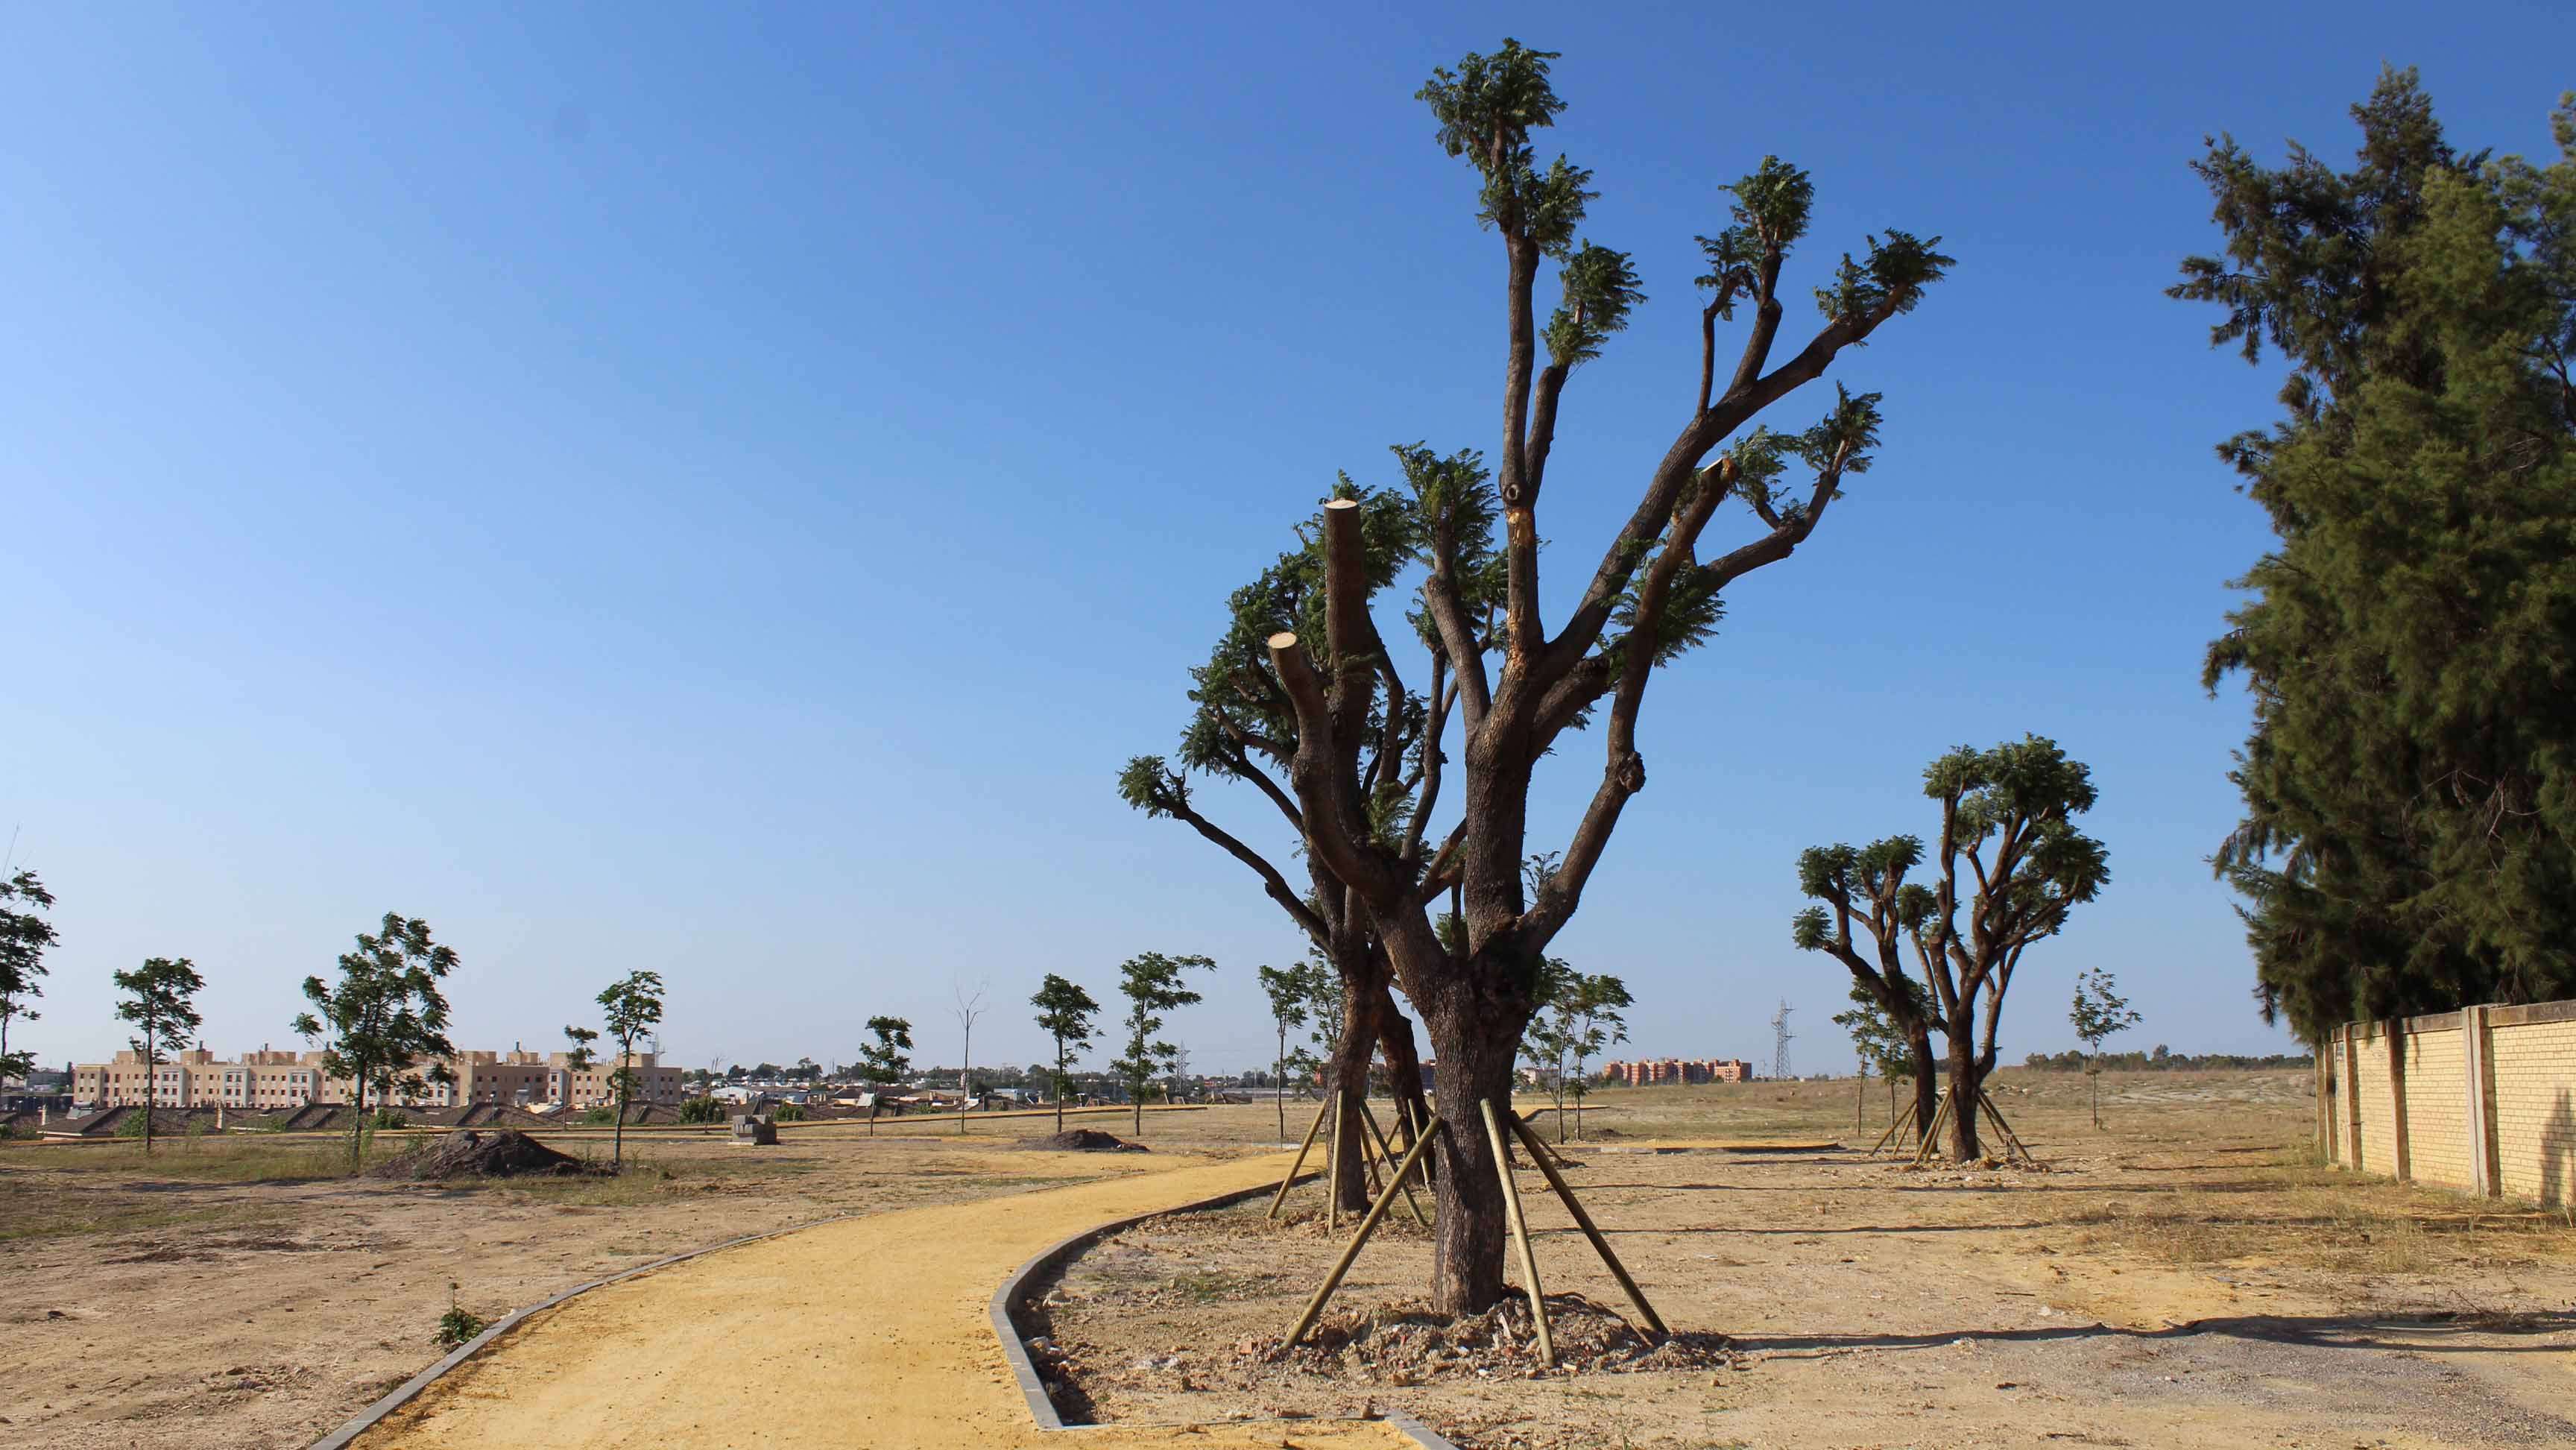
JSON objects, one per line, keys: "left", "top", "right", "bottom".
{"left": 2489, "top": 1009, "right": 2576, "bottom": 1205}
{"left": 2400, "top": 1024, "right": 2469, "bottom": 1191}
{"left": 2324, "top": 999, "right": 2576, "bottom": 1208}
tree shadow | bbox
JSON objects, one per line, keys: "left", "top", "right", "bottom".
{"left": 1729, "top": 1308, "right": 2576, "bottom": 1358}
{"left": 2539, "top": 1089, "right": 2572, "bottom": 1209}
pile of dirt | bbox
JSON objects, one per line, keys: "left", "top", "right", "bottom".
{"left": 1011, "top": 1129, "right": 1150, "bottom": 1153}
{"left": 1251, "top": 1293, "right": 1730, "bottom": 1384}
{"left": 364, "top": 1129, "right": 594, "bottom": 1181}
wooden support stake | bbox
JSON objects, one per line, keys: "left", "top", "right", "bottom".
{"left": 1509, "top": 1111, "right": 1665, "bottom": 1337}
{"left": 1867, "top": 1100, "right": 1915, "bottom": 1158}
{"left": 1977, "top": 1091, "right": 2035, "bottom": 1164}
{"left": 1266, "top": 1094, "right": 1333, "bottom": 1220}
{"left": 1360, "top": 1097, "right": 1430, "bottom": 1228}
{"left": 1480, "top": 1097, "right": 1555, "bottom": 1369}
{"left": 1913, "top": 1090, "right": 1955, "bottom": 1167}
{"left": 1284, "top": 1117, "right": 1442, "bottom": 1349}
{"left": 1326, "top": 1090, "right": 1347, "bottom": 1232}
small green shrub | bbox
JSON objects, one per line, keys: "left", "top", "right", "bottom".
{"left": 365, "top": 1107, "right": 409, "bottom": 1131}
{"left": 678, "top": 1095, "right": 724, "bottom": 1124}
{"left": 771, "top": 1103, "right": 807, "bottom": 1122}
{"left": 113, "top": 1111, "right": 150, "bottom": 1138}
{"left": 433, "top": 1282, "right": 490, "bottom": 1347}
{"left": 581, "top": 1106, "right": 615, "bottom": 1125}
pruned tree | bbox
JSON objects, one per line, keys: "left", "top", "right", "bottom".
{"left": 596, "top": 971, "right": 665, "bottom": 1167}
{"left": 2069, "top": 967, "right": 2142, "bottom": 1129}
{"left": 1030, "top": 974, "right": 1099, "bottom": 1133}
{"left": 1149, "top": 39, "right": 1946, "bottom": 1311}
{"left": 1833, "top": 980, "right": 1913, "bottom": 1134}
{"left": 1797, "top": 738, "right": 2109, "bottom": 1160}
{"left": 292, "top": 912, "right": 461, "bottom": 1173}
{"left": 856, "top": 1015, "right": 914, "bottom": 1132}
{"left": 0, "top": 869, "right": 59, "bottom": 1084}
{"left": 1108, "top": 953, "right": 1212, "bottom": 1138}
{"left": 112, "top": 956, "right": 203, "bottom": 1156}
{"left": 1796, "top": 838, "right": 1943, "bottom": 1141}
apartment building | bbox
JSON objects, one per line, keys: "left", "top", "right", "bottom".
{"left": 75, "top": 1046, "right": 682, "bottom": 1110}
{"left": 1598, "top": 1056, "right": 1754, "bottom": 1086}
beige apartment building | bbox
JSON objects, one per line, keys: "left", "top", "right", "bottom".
{"left": 75, "top": 1046, "right": 682, "bottom": 1110}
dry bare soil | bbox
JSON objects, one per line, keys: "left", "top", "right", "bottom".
{"left": 0, "top": 1119, "right": 1161, "bottom": 1448}
{"left": 1034, "top": 1071, "right": 2576, "bottom": 1450}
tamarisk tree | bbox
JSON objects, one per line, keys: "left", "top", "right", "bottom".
{"left": 1795, "top": 738, "right": 2109, "bottom": 1160}
{"left": 1179, "top": 39, "right": 1948, "bottom": 1311}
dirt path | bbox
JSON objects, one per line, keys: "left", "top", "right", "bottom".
{"left": 355, "top": 1149, "right": 1412, "bottom": 1450}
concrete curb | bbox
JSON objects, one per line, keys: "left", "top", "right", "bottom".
{"left": 987, "top": 1167, "right": 1459, "bottom": 1447}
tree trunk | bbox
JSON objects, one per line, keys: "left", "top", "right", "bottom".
{"left": 1053, "top": 1047, "right": 1065, "bottom": 1134}
{"left": 1423, "top": 988, "right": 1520, "bottom": 1314}
{"left": 1325, "top": 978, "right": 1377, "bottom": 1214}
{"left": 1855, "top": 1069, "right": 1866, "bottom": 1135}
{"left": 350, "top": 1075, "right": 365, "bottom": 1174}
{"left": 1943, "top": 1023, "right": 1983, "bottom": 1161}
{"left": 1374, "top": 989, "right": 1433, "bottom": 1177}
{"left": 1275, "top": 1027, "right": 1289, "bottom": 1140}
{"left": 144, "top": 1047, "right": 157, "bottom": 1156}
{"left": 1906, "top": 1032, "right": 1939, "bottom": 1150}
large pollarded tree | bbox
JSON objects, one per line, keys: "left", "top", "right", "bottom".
{"left": 1794, "top": 737, "right": 2110, "bottom": 1160}
{"left": 1122, "top": 484, "right": 1439, "bottom": 1214}
{"left": 1199, "top": 40, "right": 1948, "bottom": 1311}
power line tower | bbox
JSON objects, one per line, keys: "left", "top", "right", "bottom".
{"left": 1770, "top": 1000, "right": 1795, "bottom": 1081}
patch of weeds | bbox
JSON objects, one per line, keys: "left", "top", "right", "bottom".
{"left": 434, "top": 1282, "right": 490, "bottom": 1347}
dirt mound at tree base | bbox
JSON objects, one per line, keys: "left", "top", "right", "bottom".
{"left": 1258, "top": 1293, "right": 1730, "bottom": 1384}
{"left": 1010, "top": 1129, "right": 1150, "bottom": 1153}
{"left": 364, "top": 1129, "right": 596, "bottom": 1180}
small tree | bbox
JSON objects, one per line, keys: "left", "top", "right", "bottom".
{"left": 953, "top": 982, "right": 988, "bottom": 1097}
{"left": 594, "top": 971, "right": 665, "bottom": 1168}
{"left": 0, "top": 869, "right": 60, "bottom": 1084}
{"left": 1110, "top": 953, "right": 1213, "bottom": 1138}
{"left": 856, "top": 1015, "right": 913, "bottom": 1132}
{"left": 2069, "top": 967, "right": 2143, "bottom": 1129}
{"left": 113, "top": 956, "right": 203, "bottom": 1154}
{"left": 1521, "top": 961, "right": 1630, "bottom": 1141}
{"left": 1031, "top": 975, "right": 1100, "bottom": 1132}
{"left": 1832, "top": 981, "right": 1912, "bottom": 1134}
{"left": 1257, "top": 959, "right": 1331, "bottom": 1138}
{"left": 292, "top": 913, "right": 461, "bottom": 1173}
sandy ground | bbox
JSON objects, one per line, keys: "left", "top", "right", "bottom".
{"left": 354, "top": 1148, "right": 1410, "bottom": 1450}
{"left": 0, "top": 1124, "right": 1157, "bottom": 1448}
{"left": 1040, "top": 1073, "right": 2576, "bottom": 1449}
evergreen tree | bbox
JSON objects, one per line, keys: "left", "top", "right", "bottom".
{"left": 2178, "top": 72, "right": 2576, "bottom": 1038}
{"left": 595, "top": 971, "right": 665, "bottom": 1166}
{"left": 1155, "top": 37, "right": 1947, "bottom": 1313}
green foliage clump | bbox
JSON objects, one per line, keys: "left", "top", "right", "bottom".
{"left": 581, "top": 1106, "right": 615, "bottom": 1125}
{"left": 678, "top": 1095, "right": 724, "bottom": 1124}
{"left": 2179, "top": 72, "right": 2576, "bottom": 1038}
{"left": 770, "top": 1102, "right": 806, "bottom": 1123}
{"left": 434, "top": 1282, "right": 488, "bottom": 1347}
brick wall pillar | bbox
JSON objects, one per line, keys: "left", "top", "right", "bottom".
{"left": 2343, "top": 1025, "right": 2364, "bottom": 1172}
{"left": 2460, "top": 1004, "right": 2501, "bottom": 1198}
{"left": 2385, "top": 1019, "right": 2411, "bottom": 1182}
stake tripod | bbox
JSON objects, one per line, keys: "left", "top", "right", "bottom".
{"left": 1905, "top": 1087, "right": 2036, "bottom": 1166}
{"left": 1265, "top": 1091, "right": 1424, "bottom": 1227}
{"left": 1283, "top": 1097, "right": 1668, "bottom": 1370}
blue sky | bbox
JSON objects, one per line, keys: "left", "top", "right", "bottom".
{"left": 4, "top": 4, "right": 2569, "bottom": 1077}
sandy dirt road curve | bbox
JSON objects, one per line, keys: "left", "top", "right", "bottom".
{"left": 353, "top": 1149, "right": 1412, "bottom": 1450}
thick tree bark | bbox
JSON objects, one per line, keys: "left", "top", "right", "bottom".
{"left": 1325, "top": 976, "right": 1377, "bottom": 1213}
{"left": 1943, "top": 1018, "right": 1983, "bottom": 1160}
{"left": 1422, "top": 980, "right": 1524, "bottom": 1314}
